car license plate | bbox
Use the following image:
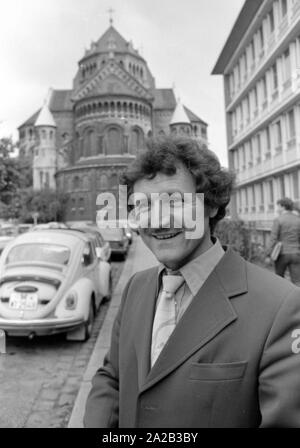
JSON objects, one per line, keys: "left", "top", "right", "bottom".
{"left": 9, "top": 292, "right": 38, "bottom": 311}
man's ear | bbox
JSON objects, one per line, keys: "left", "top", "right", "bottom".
{"left": 209, "top": 207, "right": 218, "bottom": 218}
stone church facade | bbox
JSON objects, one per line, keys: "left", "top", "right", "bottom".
{"left": 18, "top": 23, "right": 208, "bottom": 222}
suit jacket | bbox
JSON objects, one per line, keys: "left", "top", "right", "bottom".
{"left": 84, "top": 247, "right": 300, "bottom": 428}
{"left": 267, "top": 212, "right": 300, "bottom": 256}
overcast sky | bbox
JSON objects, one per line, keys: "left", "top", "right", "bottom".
{"left": 0, "top": 0, "right": 245, "bottom": 165}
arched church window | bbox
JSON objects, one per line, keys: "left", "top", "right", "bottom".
{"left": 45, "top": 172, "right": 50, "bottom": 188}
{"left": 129, "top": 103, "right": 133, "bottom": 117}
{"left": 99, "top": 174, "right": 108, "bottom": 190}
{"left": 40, "top": 171, "right": 44, "bottom": 188}
{"left": 42, "top": 130, "right": 46, "bottom": 140}
{"left": 73, "top": 176, "right": 80, "bottom": 190}
{"left": 110, "top": 173, "right": 118, "bottom": 189}
{"left": 83, "top": 129, "right": 96, "bottom": 157}
{"left": 110, "top": 102, "right": 115, "bottom": 115}
{"left": 83, "top": 175, "right": 90, "bottom": 190}
{"left": 106, "top": 127, "right": 123, "bottom": 155}
{"left": 130, "top": 127, "right": 144, "bottom": 155}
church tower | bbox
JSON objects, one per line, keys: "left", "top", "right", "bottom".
{"left": 169, "top": 98, "right": 192, "bottom": 137}
{"left": 33, "top": 92, "right": 57, "bottom": 190}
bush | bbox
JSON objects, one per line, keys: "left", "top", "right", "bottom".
{"left": 214, "top": 218, "right": 265, "bottom": 263}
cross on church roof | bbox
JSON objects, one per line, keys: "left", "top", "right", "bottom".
{"left": 107, "top": 8, "right": 115, "bottom": 26}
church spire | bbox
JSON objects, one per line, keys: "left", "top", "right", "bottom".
{"left": 107, "top": 8, "right": 115, "bottom": 26}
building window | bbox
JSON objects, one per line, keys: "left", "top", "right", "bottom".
{"left": 265, "top": 126, "right": 271, "bottom": 159}
{"left": 250, "top": 40, "right": 256, "bottom": 66}
{"left": 253, "top": 86, "right": 258, "bottom": 114}
{"left": 287, "top": 109, "right": 296, "bottom": 140}
{"left": 262, "top": 76, "right": 268, "bottom": 107}
{"left": 256, "top": 134, "right": 262, "bottom": 163}
{"left": 269, "top": 8, "right": 275, "bottom": 34}
{"left": 45, "top": 172, "right": 49, "bottom": 188}
{"left": 275, "top": 120, "right": 282, "bottom": 151}
{"left": 279, "top": 176, "right": 285, "bottom": 198}
{"left": 40, "top": 171, "right": 43, "bottom": 188}
{"left": 252, "top": 185, "right": 256, "bottom": 211}
{"left": 248, "top": 141, "right": 254, "bottom": 167}
{"left": 106, "top": 127, "right": 123, "bottom": 154}
{"left": 272, "top": 63, "right": 278, "bottom": 91}
{"left": 268, "top": 180, "right": 274, "bottom": 209}
{"left": 242, "top": 145, "right": 246, "bottom": 170}
{"left": 281, "top": 0, "right": 287, "bottom": 17}
{"left": 292, "top": 172, "right": 299, "bottom": 199}
{"left": 79, "top": 198, "right": 85, "bottom": 215}
{"left": 258, "top": 26, "right": 264, "bottom": 55}
{"left": 259, "top": 184, "right": 264, "bottom": 211}
{"left": 283, "top": 48, "right": 291, "bottom": 85}
{"left": 238, "top": 189, "right": 242, "bottom": 213}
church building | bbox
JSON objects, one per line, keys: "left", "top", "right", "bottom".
{"left": 18, "top": 19, "right": 208, "bottom": 222}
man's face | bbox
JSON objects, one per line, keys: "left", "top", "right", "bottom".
{"left": 133, "top": 164, "right": 216, "bottom": 270}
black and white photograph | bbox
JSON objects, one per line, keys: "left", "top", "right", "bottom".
{"left": 1, "top": 0, "right": 300, "bottom": 432}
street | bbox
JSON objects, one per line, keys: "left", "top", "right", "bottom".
{"left": 0, "top": 261, "right": 124, "bottom": 428}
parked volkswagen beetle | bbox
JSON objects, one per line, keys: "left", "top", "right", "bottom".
{"left": 0, "top": 229, "right": 112, "bottom": 341}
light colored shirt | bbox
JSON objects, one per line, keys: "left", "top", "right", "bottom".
{"left": 156, "top": 237, "right": 225, "bottom": 323}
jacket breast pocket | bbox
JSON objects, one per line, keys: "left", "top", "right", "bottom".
{"left": 189, "top": 361, "right": 248, "bottom": 381}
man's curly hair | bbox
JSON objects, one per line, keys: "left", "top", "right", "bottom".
{"left": 120, "top": 137, "right": 235, "bottom": 233}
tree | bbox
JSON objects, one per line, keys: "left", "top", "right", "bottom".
{"left": 24, "top": 188, "right": 69, "bottom": 223}
{"left": 0, "top": 138, "right": 21, "bottom": 205}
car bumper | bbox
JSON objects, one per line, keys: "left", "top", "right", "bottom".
{"left": 0, "top": 316, "right": 84, "bottom": 337}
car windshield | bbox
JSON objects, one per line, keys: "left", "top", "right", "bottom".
{"left": 0, "top": 227, "right": 16, "bottom": 237}
{"left": 100, "top": 228, "right": 125, "bottom": 241}
{"left": 6, "top": 243, "right": 71, "bottom": 265}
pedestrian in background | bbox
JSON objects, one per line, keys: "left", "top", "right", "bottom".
{"left": 265, "top": 197, "right": 300, "bottom": 286}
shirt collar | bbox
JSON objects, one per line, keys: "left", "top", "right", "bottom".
{"left": 157, "top": 237, "right": 225, "bottom": 297}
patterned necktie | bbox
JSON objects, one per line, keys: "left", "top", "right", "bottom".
{"left": 151, "top": 273, "right": 184, "bottom": 367}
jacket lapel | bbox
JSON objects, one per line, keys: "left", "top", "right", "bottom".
{"left": 133, "top": 267, "right": 161, "bottom": 390}
{"left": 139, "top": 248, "right": 248, "bottom": 393}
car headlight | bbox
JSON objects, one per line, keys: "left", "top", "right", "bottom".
{"left": 65, "top": 292, "right": 78, "bottom": 310}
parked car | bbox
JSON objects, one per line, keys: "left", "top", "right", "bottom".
{"left": 99, "top": 226, "right": 129, "bottom": 260}
{"left": 0, "top": 229, "right": 112, "bottom": 341}
{"left": 31, "top": 222, "right": 70, "bottom": 231}
{"left": 70, "top": 225, "right": 112, "bottom": 262}
{"left": 0, "top": 225, "right": 18, "bottom": 255}
{"left": 17, "top": 224, "right": 33, "bottom": 234}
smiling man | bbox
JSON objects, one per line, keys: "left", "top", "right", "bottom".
{"left": 84, "top": 137, "right": 300, "bottom": 428}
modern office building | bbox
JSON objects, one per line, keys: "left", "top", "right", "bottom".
{"left": 213, "top": 0, "right": 300, "bottom": 245}
{"left": 18, "top": 20, "right": 208, "bottom": 222}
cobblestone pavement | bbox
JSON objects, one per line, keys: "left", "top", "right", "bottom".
{"left": 0, "top": 260, "right": 124, "bottom": 428}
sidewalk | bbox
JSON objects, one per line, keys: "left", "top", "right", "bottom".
{"left": 68, "top": 236, "right": 158, "bottom": 427}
